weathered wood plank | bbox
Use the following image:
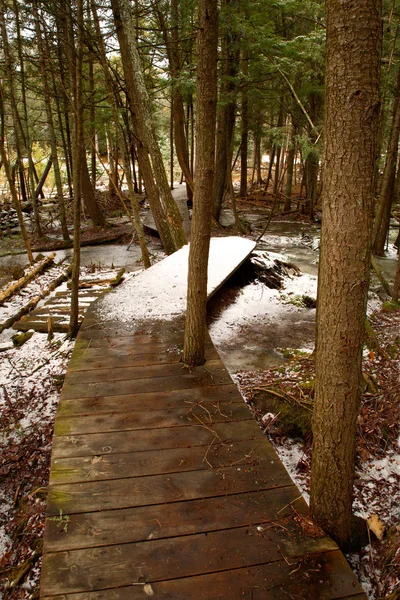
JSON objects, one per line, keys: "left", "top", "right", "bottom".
{"left": 43, "top": 487, "right": 305, "bottom": 552}
{"left": 56, "top": 384, "right": 241, "bottom": 417}
{"left": 51, "top": 420, "right": 260, "bottom": 458}
{"left": 40, "top": 552, "right": 365, "bottom": 600}
{"left": 40, "top": 237, "right": 366, "bottom": 600}
{"left": 71, "top": 341, "right": 183, "bottom": 360}
{"left": 60, "top": 369, "right": 232, "bottom": 400}
{"left": 67, "top": 345, "right": 219, "bottom": 370}
{"left": 40, "top": 521, "right": 337, "bottom": 596}
{"left": 54, "top": 402, "right": 252, "bottom": 436}
{"left": 64, "top": 358, "right": 223, "bottom": 385}
{"left": 50, "top": 439, "right": 275, "bottom": 485}
{"left": 46, "top": 461, "right": 293, "bottom": 516}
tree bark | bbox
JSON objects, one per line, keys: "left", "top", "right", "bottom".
{"left": 183, "top": 0, "right": 218, "bottom": 366}
{"left": 310, "top": 0, "right": 381, "bottom": 548}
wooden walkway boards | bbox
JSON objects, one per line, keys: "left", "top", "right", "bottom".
{"left": 40, "top": 238, "right": 366, "bottom": 599}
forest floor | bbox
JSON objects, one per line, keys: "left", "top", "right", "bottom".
{"left": 0, "top": 188, "right": 399, "bottom": 599}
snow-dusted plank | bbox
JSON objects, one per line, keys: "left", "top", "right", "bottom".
{"left": 95, "top": 236, "right": 256, "bottom": 322}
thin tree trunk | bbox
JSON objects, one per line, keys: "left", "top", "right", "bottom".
{"left": 373, "top": 65, "right": 400, "bottom": 255}
{"left": 0, "top": 85, "right": 33, "bottom": 264}
{"left": 0, "top": 1, "right": 43, "bottom": 238}
{"left": 183, "top": 0, "right": 218, "bottom": 366}
{"left": 69, "top": 0, "right": 84, "bottom": 338}
{"left": 91, "top": 0, "right": 150, "bottom": 268}
{"left": 240, "top": 49, "right": 249, "bottom": 197}
{"left": 393, "top": 253, "right": 400, "bottom": 301}
{"left": 13, "top": 0, "right": 39, "bottom": 235}
{"left": 33, "top": 4, "right": 70, "bottom": 241}
{"left": 212, "top": 3, "right": 239, "bottom": 221}
{"left": 263, "top": 145, "right": 276, "bottom": 195}
{"left": 111, "top": 0, "right": 186, "bottom": 250}
{"left": 310, "top": 0, "right": 381, "bottom": 548}
{"left": 157, "top": 3, "right": 194, "bottom": 196}
{"left": 284, "top": 118, "right": 297, "bottom": 211}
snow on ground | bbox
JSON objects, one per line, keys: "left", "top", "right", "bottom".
{"left": 1, "top": 266, "right": 68, "bottom": 322}
{"left": 0, "top": 333, "right": 74, "bottom": 443}
{"left": 96, "top": 237, "right": 255, "bottom": 323}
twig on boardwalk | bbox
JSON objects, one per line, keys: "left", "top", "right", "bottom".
{"left": 278, "top": 545, "right": 297, "bottom": 567}
{"left": 277, "top": 495, "right": 303, "bottom": 515}
{"left": 202, "top": 438, "right": 215, "bottom": 468}
{"left": 229, "top": 449, "right": 256, "bottom": 466}
{"left": 191, "top": 413, "right": 230, "bottom": 447}
{"left": 215, "top": 400, "right": 229, "bottom": 418}
{"left": 185, "top": 400, "right": 212, "bottom": 425}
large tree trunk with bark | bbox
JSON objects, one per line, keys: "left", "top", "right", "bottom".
{"left": 183, "top": 0, "right": 218, "bottom": 366}
{"left": 310, "top": 0, "right": 381, "bottom": 548}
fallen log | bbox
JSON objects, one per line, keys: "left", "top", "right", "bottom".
{"left": 67, "top": 268, "right": 125, "bottom": 289}
{"left": 1, "top": 265, "right": 71, "bottom": 334}
{"left": 0, "top": 253, "right": 56, "bottom": 306}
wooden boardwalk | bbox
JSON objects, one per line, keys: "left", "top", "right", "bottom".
{"left": 40, "top": 238, "right": 366, "bottom": 599}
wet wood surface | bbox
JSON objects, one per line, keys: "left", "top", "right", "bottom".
{"left": 40, "top": 239, "right": 365, "bottom": 599}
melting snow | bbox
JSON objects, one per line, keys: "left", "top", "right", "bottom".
{"left": 96, "top": 237, "right": 255, "bottom": 323}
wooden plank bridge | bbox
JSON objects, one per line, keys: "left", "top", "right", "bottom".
{"left": 40, "top": 237, "right": 366, "bottom": 599}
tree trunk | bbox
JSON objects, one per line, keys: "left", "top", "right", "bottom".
{"left": 0, "top": 1, "right": 43, "bottom": 238}
{"left": 33, "top": 4, "right": 70, "bottom": 241}
{"left": 183, "top": 0, "right": 218, "bottom": 366}
{"left": 13, "top": 0, "right": 39, "bottom": 237}
{"left": 0, "top": 84, "right": 33, "bottom": 264}
{"left": 310, "top": 0, "right": 381, "bottom": 548}
{"left": 81, "top": 158, "right": 106, "bottom": 227}
{"left": 393, "top": 253, "right": 400, "bottom": 302}
{"left": 373, "top": 65, "right": 400, "bottom": 255}
{"left": 91, "top": 0, "right": 150, "bottom": 268}
{"left": 157, "top": 3, "right": 194, "bottom": 197}
{"left": 284, "top": 118, "right": 297, "bottom": 211}
{"left": 111, "top": 0, "right": 186, "bottom": 250}
{"left": 212, "top": 2, "right": 239, "bottom": 221}
{"left": 273, "top": 101, "right": 284, "bottom": 199}
{"left": 240, "top": 46, "right": 249, "bottom": 197}
{"left": 69, "top": 0, "right": 84, "bottom": 338}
